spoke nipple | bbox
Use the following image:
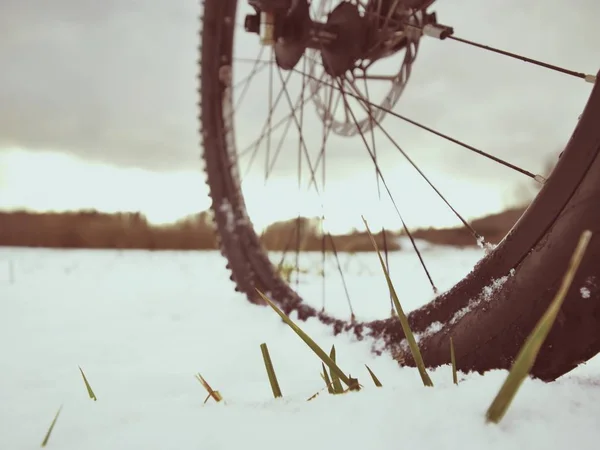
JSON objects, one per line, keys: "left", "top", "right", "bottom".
{"left": 584, "top": 74, "right": 597, "bottom": 84}
{"left": 422, "top": 23, "right": 454, "bottom": 40}
{"left": 534, "top": 174, "right": 547, "bottom": 184}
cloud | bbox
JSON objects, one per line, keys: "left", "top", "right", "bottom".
{"left": 0, "top": 0, "right": 200, "bottom": 171}
{"left": 0, "top": 0, "right": 598, "bottom": 180}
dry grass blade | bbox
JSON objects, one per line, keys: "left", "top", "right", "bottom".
{"left": 260, "top": 343, "right": 283, "bottom": 398}
{"left": 256, "top": 289, "right": 360, "bottom": 391}
{"left": 307, "top": 388, "right": 325, "bottom": 402}
{"left": 41, "top": 405, "right": 62, "bottom": 447}
{"left": 78, "top": 366, "right": 97, "bottom": 401}
{"left": 195, "top": 373, "right": 223, "bottom": 403}
{"left": 329, "top": 345, "right": 345, "bottom": 394}
{"left": 307, "top": 391, "right": 320, "bottom": 401}
{"left": 486, "top": 229, "right": 592, "bottom": 424}
{"left": 450, "top": 337, "right": 458, "bottom": 385}
{"left": 365, "top": 365, "right": 383, "bottom": 387}
{"left": 362, "top": 216, "right": 434, "bottom": 387}
{"left": 321, "top": 363, "right": 334, "bottom": 394}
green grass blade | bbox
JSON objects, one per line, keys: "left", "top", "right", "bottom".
{"left": 256, "top": 289, "right": 360, "bottom": 391}
{"left": 321, "top": 363, "right": 334, "bottom": 394}
{"left": 329, "top": 345, "right": 344, "bottom": 394}
{"left": 41, "top": 405, "right": 62, "bottom": 447}
{"left": 450, "top": 337, "right": 458, "bottom": 385}
{"left": 362, "top": 216, "right": 434, "bottom": 387}
{"left": 486, "top": 230, "right": 592, "bottom": 424}
{"left": 260, "top": 343, "right": 283, "bottom": 398}
{"left": 78, "top": 366, "right": 97, "bottom": 401}
{"left": 365, "top": 365, "right": 383, "bottom": 387}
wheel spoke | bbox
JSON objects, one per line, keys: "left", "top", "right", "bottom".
{"left": 238, "top": 67, "right": 295, "bottom": 180}
{"left": 355, "top": 71, "right": 381, "bottom": 198}
{"left": 294, "top": 57, "right": 309, "bottom": 290}
{"left": 318, "top": 83, "right": 337, "bottom": 313}
{"left": 325, "top": 231, "right": 355, "bottom": 321}
{"left": 445, "top": 35, "right": 596, "bottom": 84}
{"left": 233, "top": 47, "right": 268, "bottom": 110}
{"left": 290, "top": 67, "right": 547, "bottom": 183}
{"left": 307, "top": 89, "right": 343, "bottom": 190}
{"left": 265, "top": 49, "right": 275, "bottom": 183}
{"left": 356, "top": 70, "right": 393, "bottom": 314}
{"left": 336, "top": 74, "right": 438, "bottom": 294}
{"left": 274, "top": 60, "right": 356, "bottom": 319}
{"left": 274, "top": 66, "right": 322, "bottom": 198}
{"left": 236, "top": 70, "right": 326, "bottom": 163}
{"left": 344, "top": 77, "right": 483, "bottom": 244}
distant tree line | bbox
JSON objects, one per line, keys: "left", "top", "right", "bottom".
{"left": 0, "top": 205, "right": 523, "bottom": 251}
{"left": 0, "top": 210, "right": 400, "bottom": 252}
{"left": 0, "top": 210, "right": 218, "bottom": 250}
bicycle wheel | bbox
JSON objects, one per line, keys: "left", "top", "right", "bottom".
{"left": 198, "top": 0, "right": 600, "bottom": 381}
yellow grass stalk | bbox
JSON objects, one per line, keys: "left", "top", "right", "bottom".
{"left": 260, "top": 343, "right": 283, "bottom": 398}
{"left": 362, "top": 216, "right": 433, "bottom": 387}
{"left": 365, "top": 365, "right": 383, "bottom": 387}
{"left": 321, "top": 363, "right": 334, "bottom": 394}
{"left": 486, "top": 230, "right": 592, "bottom": 424}
{"left": 195, "top": 373, "right": 223, "bottom": 403}
{"left": 328, "top": 346, "right": 345, "bottom": 394}
{"left": 450, "top": 337, "right": 458, "bottom": 385}
{"left": 78, "top": 366, "right": 97, "bottom": 401}
{"left": 41, "top": 405, "right": 62, "bottom": 447}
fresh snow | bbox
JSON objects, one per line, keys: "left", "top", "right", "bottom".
{"left": 1, "top": 246, "right": 599, "bottom": 450}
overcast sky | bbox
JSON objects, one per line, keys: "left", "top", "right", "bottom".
{"left": 0, "top": 0, "right": 199, "bottom": 171}
{"left": 0, "top": 0, "right": 598, "bottom": 227}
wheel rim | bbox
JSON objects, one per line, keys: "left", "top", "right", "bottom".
{"left": 198, "top": 0, "right": 600, "bottom": 379}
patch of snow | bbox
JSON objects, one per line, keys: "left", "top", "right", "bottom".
{"left": 0, "top": 247, "right": 598, "bottom": 450}
{"left": 476, "top": 235, "right": 496, "bottom": 255}
{"left": 413, "top": 321, "right": 444, "bottom": 344}
{"left": 219, "top": 199, "right": 236, "bottom": 233}
{"left": 448, "top": 271, "right": 513, "bottom": 326}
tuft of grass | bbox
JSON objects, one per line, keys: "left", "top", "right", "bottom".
{"left": 450, "top": 337, "right": 458, "bottom": 385}
{"left": 195, "top": 373, "right": 224, "bottom": 404}
{"left": 321, "top": 363, "right": 334, "bottom": 394}
{"left": 328, "top": 346, "right": 345, "bottom": 394}
{"left": 365, "top": 365, "right": 383, "bottom": 387}
{"left": 78, "top": 366, "right": 97, "bottom": 401}
{"left": 41, "top": 405, "right": 62, "bottom": 447}
{"left": 256, "top": 289, "right": 360, "bottom": 391}
{"left": 362, "top": 216, "right": 434, "bottom": 387}
{"left": 486, "top": 229, "right": 592, "bottom": 424}
{"left": 260, "top": 343, "right": 283, "bottom": 398}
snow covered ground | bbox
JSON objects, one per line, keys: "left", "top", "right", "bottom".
{"left": 1, "top": 246, "right": 599, "bottom": 450}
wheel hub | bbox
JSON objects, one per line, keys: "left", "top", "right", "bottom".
{"left": 244, "top": 1, "right": 452, "bottom": 136}
{"left": 319, "top": 2, "right": 366, "bottom": 77}
{"left": 245, "top": 0, "right": 442, "bottom": 76}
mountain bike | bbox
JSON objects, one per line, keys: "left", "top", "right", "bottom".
{"left": 197, "top": 0, "right": 600, "bottom": 380}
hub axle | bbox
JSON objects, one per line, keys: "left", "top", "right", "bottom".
{"left": 244, "top": 0, "right": 452, "bottom": 76}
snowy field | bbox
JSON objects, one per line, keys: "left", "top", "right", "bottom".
{"left": 1, "top": 245, "right": 599, "bottom": 450}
